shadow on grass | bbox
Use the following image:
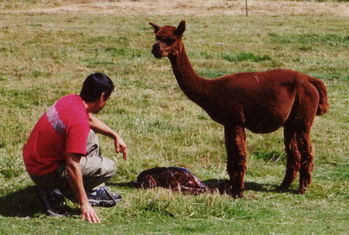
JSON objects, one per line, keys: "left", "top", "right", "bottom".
{"left": 113, "top": 179, "right": 297, "bottom": 195}
{"left": 0, "top": 186, "right": 42, "bottom": 217}
{"left": 203, "top": 179, "right": 277, "bottom": 194}
{"left": 203, "top": 179, "right": 298, "bottom": 195}
{"left": 113, "top": 181, "right": 138, "bottom": 188}
{"left": 0, "top": 186, "right": 80, "bottom": 217}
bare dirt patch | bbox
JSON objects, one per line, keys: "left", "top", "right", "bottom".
{"left": 3, "top": 0, "right": 349, "bottom": 17}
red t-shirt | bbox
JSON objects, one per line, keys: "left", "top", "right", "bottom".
{"left": 23, "top": 95, "right": 90, "bottom": 176}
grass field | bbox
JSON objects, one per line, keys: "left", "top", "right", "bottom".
{"left": 0, "top": 0, "right": 348, "bottom": 234}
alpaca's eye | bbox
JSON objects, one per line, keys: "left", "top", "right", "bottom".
{"left": 164, "top": 38, "right": 175, "bottom": 45}
{"left": 157, "top": 37, "right": 174, "bottom": 45}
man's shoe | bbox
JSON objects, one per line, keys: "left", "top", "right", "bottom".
{"left": 87, "top": 186, "right": 122, "bottom": 207}
{"left": 37, "top": 188, "right": 67, "bottom": 216}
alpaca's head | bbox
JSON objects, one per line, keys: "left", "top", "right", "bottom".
{"left": 149, "top": 20, "right": 186, "bottom": 58}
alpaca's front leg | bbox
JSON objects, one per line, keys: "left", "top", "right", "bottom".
{"left": 225, "top": 125, "right": 247, "bottom": 198}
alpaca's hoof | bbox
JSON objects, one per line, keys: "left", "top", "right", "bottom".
{"left": 276, "top": 185, "right": 289, "bottom": 192}
{"left": 297, "top": 188, "right": 306, "bottom": 195}
{"left": 231, "top": 191, "right": 244, "bottom": 199}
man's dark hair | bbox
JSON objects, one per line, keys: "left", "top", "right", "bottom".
{"left": 80, "top": 73, "right": 114, "bottom": 102}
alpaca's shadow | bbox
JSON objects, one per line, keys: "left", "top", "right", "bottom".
{"left": 114, "top": 179, "right": 295, "bottom": 195}
{"left": 0, "top": 186, "right": 79, "bottom": 217}
{"left": 202, "top": 179, "right": 274, "bottom": 194}
{"left": 203, "top": 179, "right": 298, "bottom": 195}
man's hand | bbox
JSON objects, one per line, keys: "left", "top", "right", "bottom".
{"left": 81, "top": 202, "right": 101, "bottom": 224}
{"left": 115, "top": 135, "right": 127, "bottom": 160}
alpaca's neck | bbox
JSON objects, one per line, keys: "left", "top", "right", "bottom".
{"left": 169, "top": 45, "right": 208, "bottom": 104}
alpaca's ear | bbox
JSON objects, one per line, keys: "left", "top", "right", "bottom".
{"left": 175, "top": 20, "right": 186, "bottom": 37}
{"left": 149, "top": 22, "right": 160, "bottom": 33}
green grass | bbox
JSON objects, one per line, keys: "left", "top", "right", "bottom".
{"left": 1, "top": 1, "right": 349, "bottom": 234}
{"left": 221, "top": 52, "right": 272, "bottom": 62}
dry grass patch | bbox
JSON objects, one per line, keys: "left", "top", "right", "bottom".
{"left": 1, "top": 0, "right": 349, "bottom": 17}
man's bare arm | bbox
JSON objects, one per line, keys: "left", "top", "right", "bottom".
{"left": 89, "top": 114, "right": 127, "bottom": 160}
{"left": 65, "top": 153, "right": 101, "bottom": 223}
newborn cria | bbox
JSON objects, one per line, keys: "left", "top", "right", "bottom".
{"left": 135, "top": 167, "right": 207, "bottom": 195}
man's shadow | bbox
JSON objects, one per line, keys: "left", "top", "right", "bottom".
{"left": 0, "top": 186, "right": 79, "bottom": 217}
{"left": 0, "top": 186, "right": 43, "bottom": 217}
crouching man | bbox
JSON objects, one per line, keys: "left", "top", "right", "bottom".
{"left": 23, "top": 73, "right": 127, "bottom": 223}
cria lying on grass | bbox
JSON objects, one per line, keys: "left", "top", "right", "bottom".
{"left": 133, "top": 167, "right": 207, "bottom": 195}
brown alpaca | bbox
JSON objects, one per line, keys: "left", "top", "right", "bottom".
{"left": 149, "top": 21, "right": 329, "bottom": 198}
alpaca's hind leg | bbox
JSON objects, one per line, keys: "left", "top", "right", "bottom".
{"left": 294, "top": 78, "right": 318, "bottom": 194}
{"left": 225, "top": 125, "right": 247, "bottom": 198}
{"left": 279, "top": 123, "right": 301, "bottom": 190}
{"left": 296, "top": 129, "right": 314, "bottom": 194}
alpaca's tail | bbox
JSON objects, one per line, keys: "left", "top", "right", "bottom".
{"left": 308, "top": 77, "right": 329, "bottom": 115}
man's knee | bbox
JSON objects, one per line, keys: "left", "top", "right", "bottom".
{"left": 101, "top": 158, "right": 116, "bottom": 178}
